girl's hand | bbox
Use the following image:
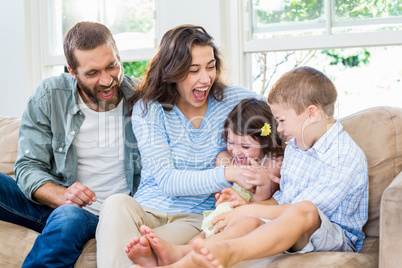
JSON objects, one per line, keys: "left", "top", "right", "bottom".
{"left": 215, "top": 188, "right": 248, "bottom": 207}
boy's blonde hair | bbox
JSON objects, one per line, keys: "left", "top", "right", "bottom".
{"left": 268, "top": 66, "right": 338, "bottom": 117}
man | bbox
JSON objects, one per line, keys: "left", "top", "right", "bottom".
{"left": 0, "top": 21, "right": 141, "bottom": 267}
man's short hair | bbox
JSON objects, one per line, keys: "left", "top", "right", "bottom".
{"left": 63, "top": 21, "right": 119, "bottom": 73}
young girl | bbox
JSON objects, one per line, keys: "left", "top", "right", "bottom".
{"left": 124, "top": 98, "right": 284, "bottom": 266}
{"left": 202, "top": 98, "right": 284, "bottom": 237}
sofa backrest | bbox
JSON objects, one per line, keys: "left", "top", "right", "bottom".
{"left": 0, "top": 116, "right": 20, "bottom": 179}
{"left": 1, "top": 107, "right": 402, "bottom": 238}
{"left": 340, "top": 106, "right": 402, "bottom": 238}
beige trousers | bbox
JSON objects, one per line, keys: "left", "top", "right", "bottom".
{"left": 96, "top": 194, "right": 203, "bottom": 267}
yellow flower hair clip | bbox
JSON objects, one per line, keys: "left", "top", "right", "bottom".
{"left": 260, "top": 123, "right": 271, "bottom": 136}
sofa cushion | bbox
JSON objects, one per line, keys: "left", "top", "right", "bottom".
{"left": 0, "top": 221, "right": 37, "bottom": 267}
{"left": 340, "top": 106, "right": 402, "bottom": 238}
{"left": 234, "top": 251, "right": 378, "bottom": 268}
{"left": 0, "top": 116, "right": 20, "bottom": 179}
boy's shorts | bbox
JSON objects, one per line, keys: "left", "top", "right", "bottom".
{"left": 261, "top": 207, "right": 354, "bottom": 253}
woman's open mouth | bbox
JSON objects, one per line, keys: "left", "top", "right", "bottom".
{"left": 193, "top": 86, "right": 209, "bottom": 102}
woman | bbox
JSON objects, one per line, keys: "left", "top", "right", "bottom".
{"left": 96, "top": 24, "right": 261, "bottom": 267}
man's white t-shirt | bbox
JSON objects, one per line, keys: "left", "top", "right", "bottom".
{"left": 74, "top": 95, "right": 130, "bottom": 215}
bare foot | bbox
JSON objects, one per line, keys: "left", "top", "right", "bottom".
{"left": 191, "top": 238, "right": 223, "bottom": 268}
{"left": 125, "top": 236, "right": 158, "bottom": 268}
{"left": 140, "top": 225, "right": 192, "bottom": 265}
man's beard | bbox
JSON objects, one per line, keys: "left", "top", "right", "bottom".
{"left": 76, "top": 77, "right": 123, "bottom": 111}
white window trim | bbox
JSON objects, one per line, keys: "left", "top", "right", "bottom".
{"left": 39, "top": 0, "right": 160, "bottom": 67}
{"left": 230, "top": 0, "right": 402, "bottom": 89}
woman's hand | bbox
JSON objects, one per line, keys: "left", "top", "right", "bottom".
{"left": 224, "top": 165, "right": 254, "bottom": 191}
{"left": 215, "top": 187, "right": 248, "bottom": 207}
{"left": 241, "top": 158, "right": 273, "bottom": 187}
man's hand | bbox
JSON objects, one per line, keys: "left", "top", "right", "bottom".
{"left": 64, "top": 182, "right": 97, "bottom": 207}
{"left": 33, "top": 182, "right": 96, "bottom": 209}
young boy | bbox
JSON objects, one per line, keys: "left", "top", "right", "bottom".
{"left": 128, "top": 66, "right": 368, "bottom": 268}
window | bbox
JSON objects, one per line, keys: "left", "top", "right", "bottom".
{"left": 240, "top": 0, "right": 402, "bottom": 117}
{"left": 43, "top": 0, "right": 156, "bottom": 67}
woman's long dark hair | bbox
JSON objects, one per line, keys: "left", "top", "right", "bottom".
{"left": 129, "top": 25, "right": 226, "bottom": 114}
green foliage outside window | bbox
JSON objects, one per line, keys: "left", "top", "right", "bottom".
{"left": 123, "top": 61, "right": 149, "bottom": 78}
{"left": 254, "top": 0, "right": 401, "bottom": 25}
{"left": 322, "top": 48, "right": 371, "bottom": 68}
{"left": 254, "top": 0, "right": 324, "bottom": 23}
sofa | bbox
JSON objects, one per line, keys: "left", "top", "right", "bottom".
{"left": 0, "top": 106, "right": 401, "bottom": 268}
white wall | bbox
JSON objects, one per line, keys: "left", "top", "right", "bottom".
{"left": 0, "top": 0, "right": 235, "bottom": 117}
{"left": 157, "top": 0, "right": 222, "bottom": 46}
{"left": 156, "top": 0, "right": 242, "bottom": 86}
{"left": 0, "top": 0, "right": 29, "bottom": 117}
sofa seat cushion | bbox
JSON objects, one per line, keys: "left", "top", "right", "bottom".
{"left": 234, "top": 251, "right": 378, "bottom": 268}
{"left": 0, "top": 220, "right": 97, "bottom": 268}
{"left": 0, "top": 221, "right": 37, "bottom": 267}
{"left": 75, "top": 238, "right": 97, "bottom": 268}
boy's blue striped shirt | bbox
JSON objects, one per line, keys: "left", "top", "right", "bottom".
{"left": 273, "top": 121, "right": 369, "bottom": 252}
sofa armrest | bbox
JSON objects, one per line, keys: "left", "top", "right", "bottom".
{"left": 380, "top": 171, "right": 402, "bottom": 268}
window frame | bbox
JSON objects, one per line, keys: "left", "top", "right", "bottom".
{"left": 237, "top": 0, "right": 402, "bottom": 89}
{"left": 41, "top": 0, "right": 160, "bottom": 67}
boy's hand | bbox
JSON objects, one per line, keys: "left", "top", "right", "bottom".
{"left": 212, "top": 205, "right": 253, "bottom": 233}
{"left": 215, "top": 188, "right": 248, "bottom": 207}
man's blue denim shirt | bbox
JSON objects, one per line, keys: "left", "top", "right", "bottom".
{"left": 14, "top": 73, "right": 142, "bottom": 203}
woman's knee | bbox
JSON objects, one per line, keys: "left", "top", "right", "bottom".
{"left": 100, "top": 194, "right": 143, "bottom": 219}
{"left": 102, "top": 194, "right": 138, "bottom": 210}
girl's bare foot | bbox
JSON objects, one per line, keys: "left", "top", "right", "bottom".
{"left": 125, "top": 236, "right": 158, "bottom": 268}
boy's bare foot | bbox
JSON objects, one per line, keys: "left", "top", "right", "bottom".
{"left": 125, "top": 236, "right": 158, "bottom": 268}
{"left": 140, "top": 225, "right": 190, "bottom": 265}
{"left": 191, "top": 238, "right": 223, "bottom": 268}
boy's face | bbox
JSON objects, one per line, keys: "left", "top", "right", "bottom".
{"left": 270, "top": 103, "right": 314, "bottom": 151}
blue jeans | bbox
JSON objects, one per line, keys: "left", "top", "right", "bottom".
{"left": 0, "top": 172, "right": 99, "bottom": 268}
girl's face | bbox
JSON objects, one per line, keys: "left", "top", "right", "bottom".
{"left": 227, "top": 129, "right": 265, "bottom": 165}
{"left": 176, "top": 45, "right": 216, "bottom": 113}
